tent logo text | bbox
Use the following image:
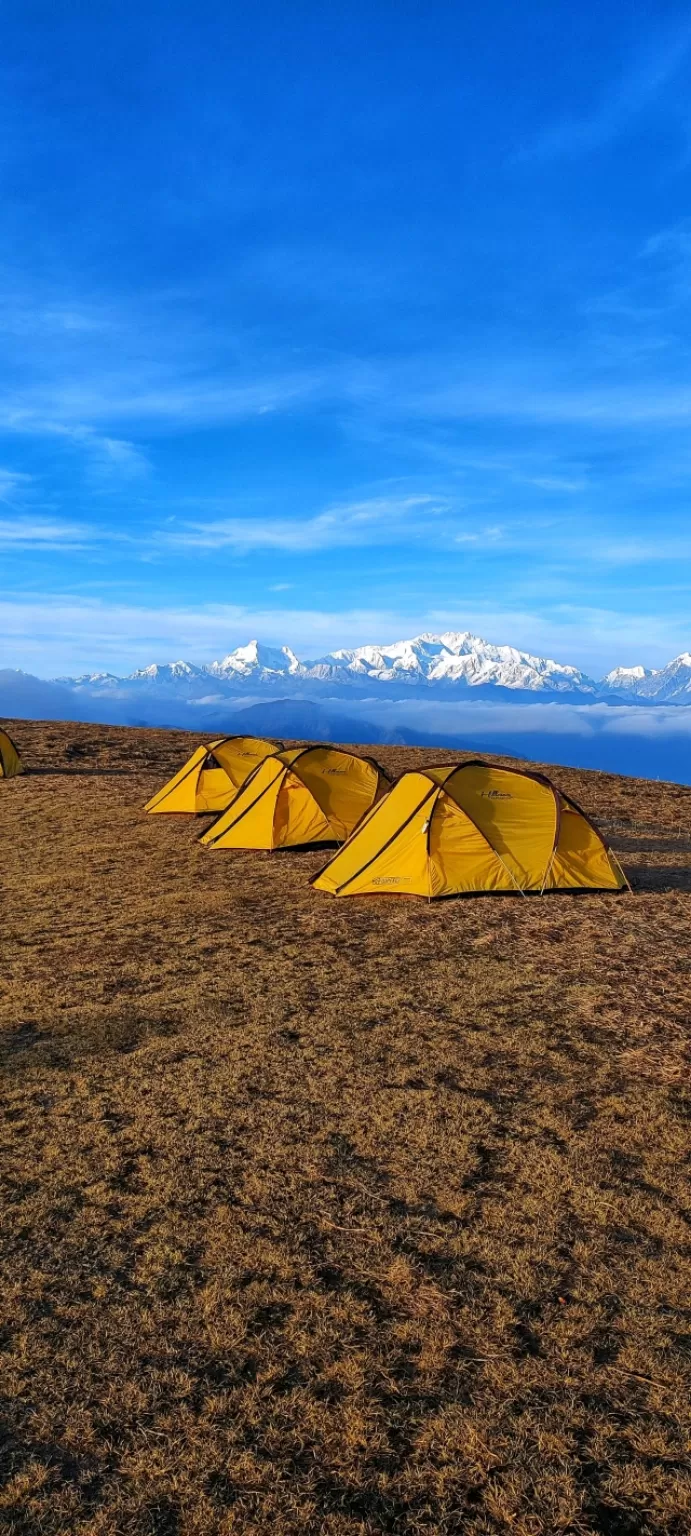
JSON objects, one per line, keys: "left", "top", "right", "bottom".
{"left": 480, "top": 790, "right": 511, "bottom": 800}
{"left": 372, "top": 876, "right": 405, "bottom": 885}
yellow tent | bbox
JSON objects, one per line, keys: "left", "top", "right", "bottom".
{"left": 0, "top": 727, "right": 24, "bottom": 779}
{"left": 313, "top": 759, "right": 628, "bottom": 898}
{"left": 144, "top": 735, "right": 282, "bottom": 815}
{"left": 200, "top": 744, "right": 386, "bottom": 851}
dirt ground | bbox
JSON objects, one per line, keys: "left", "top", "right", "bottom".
{"left": 1, "top": 718, "right": 690, "bottom": 1536}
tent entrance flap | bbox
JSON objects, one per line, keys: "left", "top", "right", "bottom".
{"left": 195, "top": 766, "right": 238, "bottom": 814}
{"left": 274, "top": 774, "right": 332, "bottom": 847}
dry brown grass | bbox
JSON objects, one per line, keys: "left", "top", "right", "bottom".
{"left": 2, "top": 718, "right": 691, "bottom": 1536}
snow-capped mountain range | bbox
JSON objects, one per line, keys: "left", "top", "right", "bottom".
{"left": 603, "top": 654, "right": 691, "bottom": 700}
{"left": 56, "top": 632, "right": 691, "bottom": 701}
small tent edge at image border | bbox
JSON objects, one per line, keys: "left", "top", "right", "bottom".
{"left": 0, "top": 726, "right": 25, "bottom": 779}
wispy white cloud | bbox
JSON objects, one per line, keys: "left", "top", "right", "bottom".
{"left": 33, "top": 493, "right": 683, "bottom": 569}
{"left": 408, "top": 369, "right": 691, "bottom": 429}
{"left": 0, "top": 515, "right": 140, "bottom": 551}
{"left": 455, "top": 525, "right": 505, "bottom": 547}
{"left": 0, "top": 517, "right": 94, "bottom": 549}
{"left": 0, "top": 467, "right": 33, "bottom": 505}
{"left": 92, "top": 435, "right": 150, "bottom": 479}
{"left": 0, "top": 393, "right": 151, "bottom": 479}
{"left": 519, "top": 23, "right": 691, "bottom": 161}
{"left": 5, "top": 265, "right": 691, "bottom": 467}
{"left": 160, "top": 495, "right": 448, "bottom": 553}
{"left": 0, "top": 353, "right": 330, "bottom": 439}
{"left": 643, "top": 219, "right": 691, "bottom": 266}
{"left": 519, "top": 475, "right": 586, "bottom": 493}
{"left": 0, "top": 295, "right": 118, "bottom": 339}
{"left": 590, "top": 535, "right": 691, "bottom": 564}
{"left": 49, "top": 372, "right": 326, "bottom": 428}
{"left": 0, "top": 592, "right": 688, "bottom": 678}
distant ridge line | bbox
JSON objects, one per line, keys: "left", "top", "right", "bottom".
{"left": 52, "top": 630, "right": 691, "bottom": 701}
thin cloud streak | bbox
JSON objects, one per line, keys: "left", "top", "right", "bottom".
{"left": 0, "top": 518, "right": 138, "bottom": 550}
{"left": 0, "top": 468, "right": 33, "bottom": 506}
{"left": 413, "top": 375, "right": 691, "bottom": 428}
{"left": 1, "top": 592, "right": 689, "bottom": 677}
{"left": 351, "top": 697, "right": 691, "bottom": 741}
{"left": 0, "top": 518, "right": 95, "bottom": 549}
{"left": 154, "top": 507, "right": 691, "bottom": 566}
{"left": 519, "top": 22, "right": 691, "bottom": 161}
{"left": 3, "top": 483, "right": 690, "bottom": 569}
{"left": 7, "top": 285, "right": 691, "bottom": 461}
{"left": 14, "top": 357, "right": 691, "bottom": 437}
{"left": 0, "top": 366, "right": 332, "bottom": 436}
{"left": 161, "top": 496, "right": 448, "bottom": 553}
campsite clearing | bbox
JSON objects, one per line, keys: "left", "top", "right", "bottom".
{"left": 2, "top": 719, "right": 691, "bottom": 1535}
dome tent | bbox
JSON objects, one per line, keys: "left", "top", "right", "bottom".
{"left": 144, "top": 736, "right": 282, "bottom": 815}
{"left": 200, "top": 744, "right": 386, "bottom": 851}
{"left": 312, "top": 760, "right": 628, "bottom": 898}
{"left": 0, "top": 726, "right": 24, "bottom": 779}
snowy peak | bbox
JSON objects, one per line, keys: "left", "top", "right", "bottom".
{"left": 603, "top": 655, "right": 691, "bottom": 700}
{"left": 128, "top": 660, "right": 205, "bottom": 684}
{"left": 52, "top": 631, "right": 691, "bottom": 700}
{"left": 209, "top": 639, "right": 302, "bottom": 677}
{"left": 640, "top": 653, "right": 691, "bottom": 700}
{"left": 662, "top": 652, "right": 691, "bottom": 674}
{"left": 604, "top": 666, "right": 651, "bottom": 690}
{"left": 56, "top": 671, "right": 121, "bottom": 688}
{"left": 305, "top": 632, "right": 597, "bottom": 693}
{"left": 322, "top": 635, "right": 457, "bottom": 677}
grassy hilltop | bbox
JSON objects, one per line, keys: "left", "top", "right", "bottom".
{"left": 2, "top": 719, "right": 691, "bottom": 1536}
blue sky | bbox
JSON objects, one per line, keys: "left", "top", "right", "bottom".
{"left": 2, "top": 0, "right": 691, "bottom": 677}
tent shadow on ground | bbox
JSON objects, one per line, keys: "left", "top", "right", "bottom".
{"left": 27, "top": 768, "right": 135, "bottom": 777}
{"left": 627, "top": 865, "right": 691, "bottom": 892}
{"left": 607, "top": 831, "right": 691, "bottom": 892}
{"left": 609, "top": 833, "right": 691, "bottom": 854}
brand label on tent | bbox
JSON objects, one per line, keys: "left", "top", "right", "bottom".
{"left": 480, "top": 790, "right": 512, "bottom": 800}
